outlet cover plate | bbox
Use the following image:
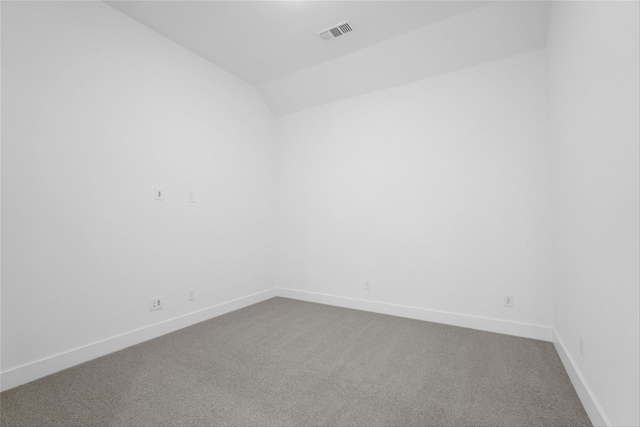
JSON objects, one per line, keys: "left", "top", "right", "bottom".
{"left": 150, "top": 297, "right": 163, "bottom": 311}
{"left": 503, "top": 294, "right": 513, "bottom": 307}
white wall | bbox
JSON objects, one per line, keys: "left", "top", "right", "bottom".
{"left": 1, "top": 1, "right": 275, "bottom": 373}
{"left": 275, "top": 49, "right": 554, "bottom": 330}
{"left": 547, "top": 2, "right": 640, "bottom": 426}
{"left": 3, "top": 2, "right": 638, "bottom": 424}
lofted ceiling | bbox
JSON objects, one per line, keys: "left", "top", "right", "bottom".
{"left": 105, "top": 1, "right": 551, "bottom": 116}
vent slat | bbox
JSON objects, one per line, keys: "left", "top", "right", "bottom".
{"left": 339, "top": 23, "right": 352, "bottom": 33}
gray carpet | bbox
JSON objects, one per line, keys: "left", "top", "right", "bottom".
{"left": 1, "top": 297, "right": 591, "bottom": 426}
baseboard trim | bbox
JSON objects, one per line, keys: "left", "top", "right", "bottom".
{"left": 276, "top": 288, "right": 554, "bottom": 342}
{"left": 0, "top": 288, "right": 278, "bottom": 392}
{"left": 553, "top": 330, "right": 610, "bottom": 427}
{"left": 0, "top": 287, "right": 577, "bottom": 399}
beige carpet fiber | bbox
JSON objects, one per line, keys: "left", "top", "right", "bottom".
{"left": 1, "top": 297, "right": 591, "bottom": 426}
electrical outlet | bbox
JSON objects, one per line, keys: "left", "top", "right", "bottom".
{"left": 150, "top": 297, "right": 163, "bottom": 311}
{"left": 188, "top": 288, "right": 196, "bottom": 301}
{"left": 155, "top": 188, "right": 163, "bottom": 201}
{"left": 503, "top": 294, "right": 513, "bottom": 307}
{"left": 188, "top": 191, "right": 196, "bottom": 203}
{"left": 579, "top": 336, "right": 585, "bottom": 358}
{"left": 364, "top": 281, "right": 371, "bottom": 291}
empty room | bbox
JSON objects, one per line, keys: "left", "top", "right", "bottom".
{"left": 1, "top": 1, "right": 638, "bottom": 426}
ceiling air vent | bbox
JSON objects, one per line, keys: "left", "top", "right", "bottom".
{"left": 318, "top": 20, "right": 353, "bottom": 41}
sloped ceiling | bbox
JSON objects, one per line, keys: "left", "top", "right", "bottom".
{"left": 105, "top": 1, "right": 550, "bottom": 116}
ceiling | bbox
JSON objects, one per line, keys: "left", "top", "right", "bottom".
{"left": 105, "top": 1, "right": 551, "bottom": 116}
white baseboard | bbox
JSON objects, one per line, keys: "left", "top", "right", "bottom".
{"left": 553, "top": 330, "right": 610, "bottom": 427}
{"left": 0, "top": 288, "right": 278, "bottom": 392}
{"left": 3, "top": 286, "right": 589, "bottom": 411}
{"left": 276, "top": 288, "right": 554, "bottom": 342}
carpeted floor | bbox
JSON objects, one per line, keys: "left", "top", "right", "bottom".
{"left": 1, "top": 297, "right": 591, "bottom": 426}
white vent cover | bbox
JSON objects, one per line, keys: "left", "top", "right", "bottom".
{"left": 318, "top": 20, "right": 353, "bottom": 41}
